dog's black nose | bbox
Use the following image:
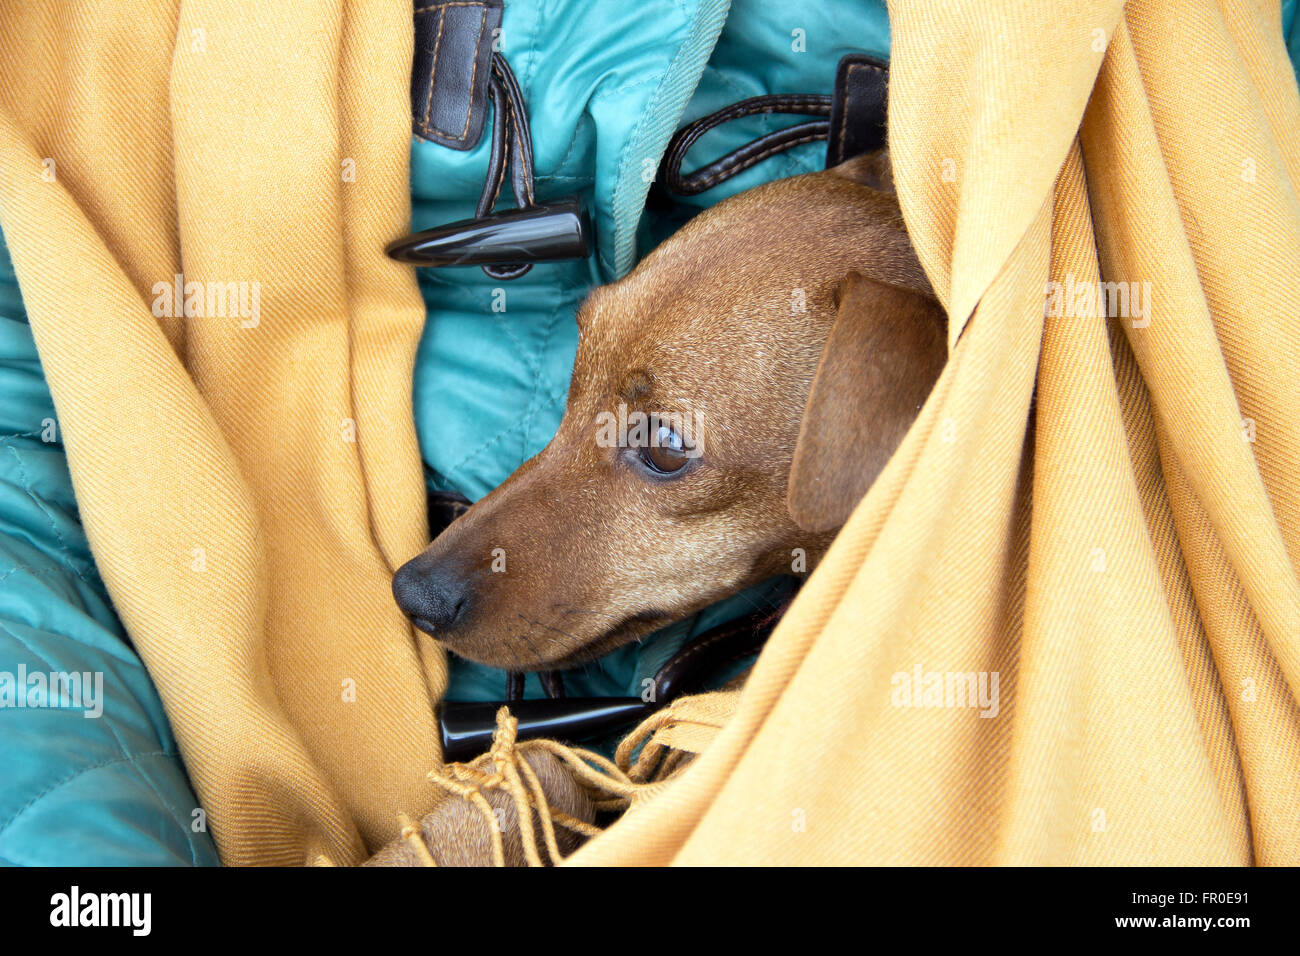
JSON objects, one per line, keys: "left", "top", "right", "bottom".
{"left": 392, "top": 558, "right": 469, "bottom": 634}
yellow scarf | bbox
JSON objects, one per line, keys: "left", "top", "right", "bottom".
{"left": 571, "top": 0, "right": 1300, "bottom": 865}
{"left": 0, "top": 0, "right": 443, "bottom": 865}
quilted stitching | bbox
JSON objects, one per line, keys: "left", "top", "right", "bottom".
{"left": 0, "top": 232, "right": 218, "bottom": 866}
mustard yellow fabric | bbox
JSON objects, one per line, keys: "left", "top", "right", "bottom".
{"left": 571, "top": 0, "right": 1300, "bottom": 865}
{"left": 0, "top": 0, "right": 444, "bottom": 865}
{"left": 2, "top": 0, "right": 1299, "bottom": 867}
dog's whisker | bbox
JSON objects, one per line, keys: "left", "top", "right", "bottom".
{"left": 502, "top": 641, "right": 525, "bottom": 668}
{"left": 519, "top": 613, "right": 586, "bottom": 644}
{"left": 515, "top": 614, "right": 563, "bottom": 657}
{"left": 515, "top": 627, "right": 547, "bottom": 664}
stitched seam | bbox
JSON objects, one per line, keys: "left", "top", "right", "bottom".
{"left": 0, "top": 617, "right": 64, "bottom": 675}
{"left": 0, "top": 619, "right": 152, "bottom": 723}
{"left": 444, "top": 409, "right": 531, "bottom": 476}
{"left": 678, "top": 75, "right": 827, "bottom": 187}
{"left": 0, "top": 562, "right": 105, "bottom": 587}
{"left": 440, "top": 293, "right": 562, "bottom": 476}
{"left": 97, "top": 706, "right": 200, "bottom": 866}
{"left": 420, "top": 4, "right": 491, "bottom": 143}
{"left": 601, "top": 76, "right": 671, "bottom": 98}
{"left": 439, "top": 308, "right": 534, "bottom": 472}
{"left": 836, "top": 62, "right": 861, "bottom": 164}
{"left": 522, "top": 0, "right": 544, "bottom": 125}
{"left": 694, "top": 131, "right": 826, "bottom": 189}
{"left": 738, "top": 95, "right": 832, "bottom": 109}
{"left": 489, "top": 88, "right": 511, "bottom": 205}
{"left": 420, "top": 8, "right": 448, "bottom": 136}
{"left": 0, "top": 622, "right": 194, "bottom": 858}
{"left": 0, "top": 751, "right": 176, "bottom": 835}
{"left": 551, "top": 109, "right": 587, "bottom": 181}
{"left": 442, "top": 381, "right": 568, "bottom": 476}
{"left": 522, "top": 302, "right": 562, "bottom": 460}
{"left": 84, "top": 651, "right": 192, "bottom": 859}
{"left": 3, "top": 444, "right": 95, "bottom": 589}
{"left": 520, "top": 312, "right": 556, "bottom": 465}
{"left": 452, "top": 8, "right": 489, "bottom": 142}
{"left": 770, "top": 109, "right": 821, "bottom": 180}
{"left": 835, "top": 61, "right": 884, "bottom": 165}
{"left": 414, "top": 1, "right": 488, "bottom": 10}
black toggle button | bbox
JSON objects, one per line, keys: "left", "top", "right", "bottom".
{"left": 385, "top": 199, "right": 591, "bottom": 269}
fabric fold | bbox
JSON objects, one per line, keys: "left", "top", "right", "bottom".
{"left": 0, "top": 0, "right": 440, "bottom": 865}
{"left": 570, "top": 0, "right": 1300, "bottom": 865}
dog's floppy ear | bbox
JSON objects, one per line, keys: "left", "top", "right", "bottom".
{"left": 830, "top": 148, "right": 895, "bottom": 193}
{"left": 787, "top": 272, "right": 947, "bottom": 534}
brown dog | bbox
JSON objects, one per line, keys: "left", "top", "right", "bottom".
{"left": 392, "top": 151, "right": 946, "bottom": 672}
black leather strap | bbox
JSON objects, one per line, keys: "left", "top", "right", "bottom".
{"left": 412, "top": 0, "right": 504, "bottom": 150}
{"left": 825, "top": 53, "right": 889, "bottom": 167}
{"left": 476, "top": 52, "right": 538, "bottom": 279}
{"left": 659, "top": 94, "right": 832, "bottom": 197}
{"left": 656, "top": 54, "right": 891, "bottom": 200}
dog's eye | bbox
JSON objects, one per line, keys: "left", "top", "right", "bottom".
{"left": 641, "top": 421, "right": 691, "bottom": 475}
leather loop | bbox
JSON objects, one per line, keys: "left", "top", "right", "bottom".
{"left": 656, "top": 55, "right": 892, "bottom": 199}
{"left": 476, "top": 53, "right": 538, "bottom": 279}
{"left": 659, "top": 93, "right": 832, "bottom": 197}
{"left": 825, "top": 53, "right": 889, "bottom": 167}
{"left": 412, "top": 0, "right": 504, "bottom": 150}
{"left": 475, "top": 53, "right": 537, "bottom": 219}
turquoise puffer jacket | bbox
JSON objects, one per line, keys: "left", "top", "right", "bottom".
{"left": 0, "top": 0, "right": 1296, "bottom": 865}
{"left": 0, "top": 237, "right": 218, "bottom": 866}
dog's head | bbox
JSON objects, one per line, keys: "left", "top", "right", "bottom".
{"left": 393, "top": 152, "right": 947, "bottom": 670}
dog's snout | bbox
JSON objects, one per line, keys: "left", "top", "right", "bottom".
{"left": 392, "top": 557, "right": 470, "bottom": 636}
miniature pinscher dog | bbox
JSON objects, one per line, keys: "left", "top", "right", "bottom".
{"left": 392, "top": 150, "right": 946, "bottom": 672}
